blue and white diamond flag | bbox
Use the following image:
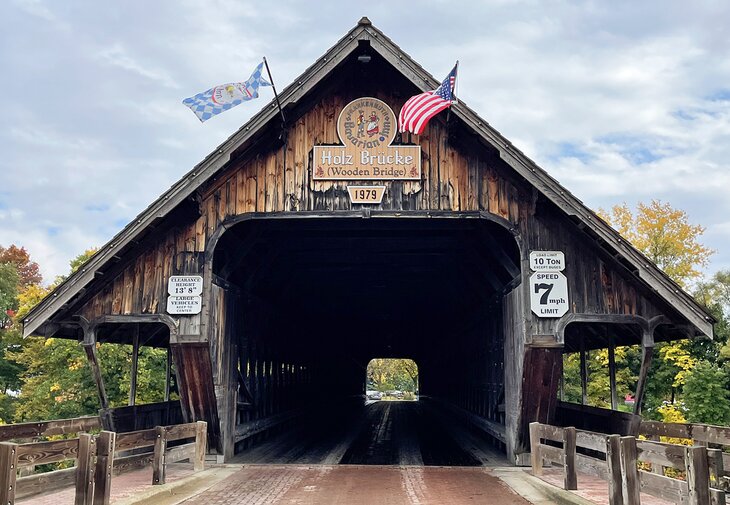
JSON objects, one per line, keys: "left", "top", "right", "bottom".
{"left": 183, "top": 61, "right": 272, "bottom": 122}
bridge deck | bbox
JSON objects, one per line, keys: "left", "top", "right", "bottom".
{"left": 233, "top": 400, "right": 507, "bottom": 466}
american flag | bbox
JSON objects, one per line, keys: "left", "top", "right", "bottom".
{"left": 399, "top": 63, "right": 458, "bottom": 135}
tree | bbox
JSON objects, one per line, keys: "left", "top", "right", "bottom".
{"left": 595, "top": 201, "right": 719, "bottom": 417}
{"left": 599, "top": 200, "right": 713, "bottom": 288}
{"left": 682, "top": 361, "right": 730, "bottom": 425}
{"left": 0, "top": 245, "right": 41, "bottom": 289}
{"left": 0, "top": 264, "right": 19, "bottom": 329}
{"left": 366, "top": 359, "right": 419, "bottom": 393}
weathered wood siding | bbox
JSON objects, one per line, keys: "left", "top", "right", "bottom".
{"left": 78, "top": 93, "right": 664, "bottom": 327}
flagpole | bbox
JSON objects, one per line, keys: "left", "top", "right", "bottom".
{"left": 263, "top": 56, "right": 286, "bottom": 127}
{"left": 446, "top": 60, "right": 458, "bottom": 131}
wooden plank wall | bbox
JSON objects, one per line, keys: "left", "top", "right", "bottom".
{"left": 78, "top": 92, "right": 667, "bottom": 327}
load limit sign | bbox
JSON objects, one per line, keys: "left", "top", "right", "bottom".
{"left": 529, "top": 250, "right": 569, "bottom": 318}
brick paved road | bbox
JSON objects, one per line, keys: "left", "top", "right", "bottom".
{"left": 179, "top": 465, "right": 532, "bottom": 505}
{"left": 17, "top": 463, "right": 195, "bottom": 505}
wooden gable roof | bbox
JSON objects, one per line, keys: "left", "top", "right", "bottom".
{"left": 23, "top": 17, "right": 714, "bottom": 339}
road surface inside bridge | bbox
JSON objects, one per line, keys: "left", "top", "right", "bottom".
{"left": 177, "top": 465, "right": 533, "bottom": 505}
{"left": 232, "top": 400, "right": 506, "bottom": 466}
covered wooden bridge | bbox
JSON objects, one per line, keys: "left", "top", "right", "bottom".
{"left": 22, "top": 18, "right": 714, "bottom": 465}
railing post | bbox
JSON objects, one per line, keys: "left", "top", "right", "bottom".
{"left": 686, "top": 445, "right": 710, "bottom": 505}
{"left": 619, "top": 436, "right": 641, "bottom": 505}
{"left": 194, "top": 422, "right": 207, "bottom": 472}
{"left": 606, "top": 435, "right": 624, "bottom": 505}
{"left": 0, "top": 442, "right": 19, "bottom": 505}
{"left": 152, "top": 426, "right": 167, "bottom": 485}
{"left": 707, "top": 448, "right": 727, "bottom": 492}
{"left": 529, "top": 422, "right": 542, "bottom": 476}
{"left": 93, "top": 431, "right": 115, "bottom": 505}
{"left": 563, "top": 426, "right": 577, "bottom": 490}
{"left": 75, "top": 433, "right": 96, "bottom": 505}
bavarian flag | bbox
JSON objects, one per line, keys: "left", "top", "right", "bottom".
{"left": 183, "top": 61, "right": 272, "bottom": 122}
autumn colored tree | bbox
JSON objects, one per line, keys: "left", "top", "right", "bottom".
{"left": 594, "top": 201, "right": 723, "bottom": 420}
{"left": 599, "top": 200, "right": 713, "bottom": 288}
{"left": 0, "top": 245, "right": 42, "bottom": 290}
{"left": 366, "top": 358, "right": 419, "bottom": 393}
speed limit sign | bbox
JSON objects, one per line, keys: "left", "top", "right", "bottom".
{"left": 529, "top": 271, "right": 569, "bottom": 318}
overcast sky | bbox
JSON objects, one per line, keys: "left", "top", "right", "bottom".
{"left": 1, "top": 1, "right": 729, "bottom": 283}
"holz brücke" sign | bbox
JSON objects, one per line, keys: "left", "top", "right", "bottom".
{"left": 313, "top": 97, "right": 421, "bottom": 181}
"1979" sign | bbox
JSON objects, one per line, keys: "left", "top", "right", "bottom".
{"left": 347, "top": 186, "right": 386, "bottom": 204}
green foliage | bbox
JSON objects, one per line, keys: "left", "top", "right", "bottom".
{"left": 682, "top": 361, "right": 730, "bottom": 425}
{"left": 0, "top": 263, "right": 19, "bottom": 329}
{"left": 366, "top": 359, "right": 418, "bottom": 393}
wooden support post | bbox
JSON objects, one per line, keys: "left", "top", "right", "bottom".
{"left": 152, "top": 426, "right": 167, "bottom": 485}
{"left": 164, "top": 347, "right": 172, "bottom": 403}
{"left": 129, "top": 324, "right": 140, "bottom": 406}
{"left": 686, "top": 446, "right": 710, "bottom": 505}
{"left": 606, "top": 435, "right": 624, "bottom": 505}
{"left": 83, "top": 333, "right": 109, "bottom": 411}
{"left": 93, "top": 431, "right": 115, "bottom": 505}
{"left": 194, "top": 421, "right": 207, "bottom": 472}
{"left": 563, "top": 426, "right": 578, "bottom": 490}
{"left": 633, "top": 345, "right": 654, "bottom": 416}
{"left": 529, "top": 422, "right": 542, "bottom": 476}
{"left": 0, "top": 442, "right": 19, "bottom": 505}
{"left": 580, "top": 342, "right": 588, "bottom": 405}
{"left": 619, "top": 436, "right": 640, "bottom": 505}
{"left": 608, "top": 335, "right": 618, "bottom": 411}
{"left": 75, "top": 433, "right": 96, "bottom": 505}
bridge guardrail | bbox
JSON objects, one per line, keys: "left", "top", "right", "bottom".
{"left": 530, "top": 421, "right": 728, "bottom": 505}
{"left": 0, "top": 420, "right": 206, "bottom": 505}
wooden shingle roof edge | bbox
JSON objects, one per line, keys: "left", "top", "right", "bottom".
{"left": 23, "top": 17, "right": 715, "bottom": 339}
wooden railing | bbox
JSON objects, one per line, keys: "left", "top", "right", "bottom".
{"left": 0, "top": 419, "right": 207, "bottom": 505}
{"left": 640, "top": 420, "right": 730, "bottom": 489}
{"left": 529, "top": 421, "right": 728, "bottom": 505}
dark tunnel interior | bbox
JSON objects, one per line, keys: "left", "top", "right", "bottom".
{"left": 212, "top": 216, "right": 521, "bottom": 464}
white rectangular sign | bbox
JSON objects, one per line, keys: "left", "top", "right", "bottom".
{"left": 529, "top": 251, "right": 565, "bottom": 272}
{"left": 529, "top": 271, "right": 569, "bottom": 318}
{"left": 167, "top": 295, "right": 202, "bottom": 315}
{"left": 168, "top": 275, "right": 203, "bottom": 296}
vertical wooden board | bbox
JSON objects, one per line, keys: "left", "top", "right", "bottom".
{"left": 245, "top": 161, "right": 258, "bottom": 213}
{"left": 151, "top": 244, "right": 165, "bottom": 313}
{"left": 111, "top": 275, "right": 123, "bottom": 315}
{"left": 121, "top": 263, "right": 134, "bottom": 315}
{"left": 293, "top": 118, "right": 306, "bottom": 212}
{"left": 285, "top": 130, "right": 296, "bottom": 211}
{"left": 264, "top": 152, "right": 276, "bottom": 212}
{"left": 509, "top": 184, "right": 520, "bottom": 224}
{"left": 498, "top": 178, "right": 510, "bottom": 219}
{"left": 227, "top": 176, "right": 237, "bottom": 218}
{"left": 216, "top": 187, "right": 226, "bottom": 229}
{"left": 195, "top": 213, "right": 206, "bottom": 253}
{"left": 488, "top": 168, "right": 499, "bottom": 215}
{"left": 132, "top": 255, "right": 144, "bottom": 313}
{"left": 467, "top": 156, "right": 478, "bottom": 211}
{"left": 276, "top": 146, "right": 285, "bottom": 211}
{"left": 235, "top": 169, "right": 246, "bottom": 215}
{"left": 256, "top": 154, "right": 266, "bottom": 212}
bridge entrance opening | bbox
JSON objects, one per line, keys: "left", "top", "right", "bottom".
{"left": 366, "top": 358, "right": 419, "bottom": 401}
{"left": 212, "top": 215, "right": 520, "bottom": 465}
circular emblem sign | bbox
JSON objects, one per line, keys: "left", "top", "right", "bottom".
{"left": 337, "top": 97, "right": 397, "bottom": 149}
{"left": 211, "top": 83, "right": 251, "bottom": 105}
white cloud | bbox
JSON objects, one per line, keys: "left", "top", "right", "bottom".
{"left": 1, "top": 1, "right": 730, "bottom": 280}
{"left": 96, "top": 43, "right": 179, "bottom": 89}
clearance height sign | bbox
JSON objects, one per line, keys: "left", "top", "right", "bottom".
{"left": 312, "top": 97, "right": 421, "bottom": 181}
